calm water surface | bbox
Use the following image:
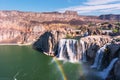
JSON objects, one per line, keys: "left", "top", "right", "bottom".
{"left": 0, "top": 45, "right": 100, "bottom": 80}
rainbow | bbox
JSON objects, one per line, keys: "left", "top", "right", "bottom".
{"left": 52, "top": 57, "right": 86, "bottom": 80}
{"left": 53, "top": 57, "right": 67, "bottom": 80}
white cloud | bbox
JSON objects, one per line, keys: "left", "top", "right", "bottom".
{"left": 99, "top": 8, "right": 118, "bottom": 12}
{"left": 58, "top": 0, "right": 120, "bottom": 15}
{"left": 85, "top": 0, "right": 120, "bottom": 5}
{"left": 58, "top": 3, "right": 120, "bottom": 15}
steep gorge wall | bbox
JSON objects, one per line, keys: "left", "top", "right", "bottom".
{"left": 0, "top": 10, "right": 93, "bottom": 43}
{"left": 0, "top": 10, "right": 79, "bottom": 43}
{"left": 80, "top": 35, "right": 112, "bottom": 62}
{"left": 33, "top": 31, "right": 112, "bottom": 60}
{"left": 0, "top": 10, "right": 119, "bottom": 44}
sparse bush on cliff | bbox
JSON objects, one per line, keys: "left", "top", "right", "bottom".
{"left": 113, "top": 28, "right": 119, "bottom": 33}
{"left": 65, "top": 34, "right": 74, "bottom": 39}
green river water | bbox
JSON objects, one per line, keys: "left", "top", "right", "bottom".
{"left": 0, "top": 45, "right": 100, "bottom": 80}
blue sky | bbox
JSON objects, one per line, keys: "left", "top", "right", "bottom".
{"left": 0, "top": 0, "right": 120, "bottom": 15}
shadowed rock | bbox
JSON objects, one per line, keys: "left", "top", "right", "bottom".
{"left": 114, "top": 58, "right": 120, "bottom": 80}
{"left": 32, "top": 31, "right": 65, "bottom": 56}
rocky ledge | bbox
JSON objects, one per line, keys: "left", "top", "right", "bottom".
{"left": 33, "top": 31, "right": 112, "bottom": 57}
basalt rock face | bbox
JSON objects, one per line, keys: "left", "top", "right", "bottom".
{"left": 89, "top": 41, "right": 120, "bottom": 79}
{"left": 94, "top": 42, "right": 120, "bottom": 70}
{"left": 114, "top": 59, "right": 120, "bottom": 80}
{"left": 0, "top": 10, "right": 47, "bottom": 43}
{"left": 0, "top": 26, "right": 45, "bottom": 44}
{"left": 0, "top": 10, "right": 100, "bottom": 43}
{"left": 113, "top": 43, "right": 120, "bottom": 80}
{"left": 33, "top": 31, "right": 66, "bottom": 56}
{"left": 0, "top": 10, "right": 72, "bottom": 43}
{"left": 34, "top": 35, "right": 112, "bottom": 62}
{"left": 80, "top": 35, "right": 112, "bottom": 62}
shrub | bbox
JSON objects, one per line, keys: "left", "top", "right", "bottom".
{"left": 65, "top": 34, "right": 73, "bottom": 39}
{"left": 113, "top": 28, "right": 119, "bottom": 33}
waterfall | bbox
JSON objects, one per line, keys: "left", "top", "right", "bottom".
{"left": 99, "top": 58, "right": 118, "bottom": 80}
{"left": 57, "top": 39, "right": 67, "bottom": 60}
{"left": 80, "top": 40, "right": 87, "bottom": 62}
{"left": 91, "top": 45, "right": 106, "bottom": 69}
{"left": 91, "top": 43, "right": 110, "bottom": 70}
{"left": 57, "top": 39, "right": 89, "bottom": 62}
{"left": 57, "top": 39, "right": 81, "bottom": 62}
{"left": 66, "top": 39, "right": 77, "bottom": 62}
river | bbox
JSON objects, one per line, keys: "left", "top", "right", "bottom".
{"left": 0, "top": 45, "right": 101, "bottom": 80}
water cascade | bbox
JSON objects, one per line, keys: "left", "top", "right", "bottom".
{"left": 57, "top": 39, "right": 88, "bottom": 63}
{"left": 57, "top": 39, "right": 67, "bottom": 60}
{"left": 57, "top": 39, "right": 81, "bottom": 62}
{"left": 91, "top": 43, "right": 110, "bottom": 70}
{"left": 80, "top": 40, "right": 87, "bottom": 62}
{"left": 99, "top": 58, "right": 118, "bottom": 80}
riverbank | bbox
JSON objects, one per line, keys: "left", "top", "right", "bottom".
{"left": 0, "top": 43, "right": 32, "bottom": 46}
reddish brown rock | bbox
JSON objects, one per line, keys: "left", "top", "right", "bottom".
{"left": 0, "top": 10, "right": 100, "bottom": 44}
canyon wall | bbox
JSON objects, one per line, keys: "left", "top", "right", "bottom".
{"left": 0, "top": 10, "right": 119, "bottom": 44}
{"left": 0, "top": 10, "right": 88, "bottom": 43}
{"left": 1, "top": 10, "right": 108, "bottom": 44}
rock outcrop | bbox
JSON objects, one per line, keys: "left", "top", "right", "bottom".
{"left": 92, "top": 42, "right": 120, "bottom": 69}
{"left": 33, "top": 31, "right": 66, "bottom": 56}
{"left": 33, "top": 34, "right": 112, "bottom": 60}
{"left": 80, "top": 35, "right": 112, "bottom": 62}
{"left": 99, "top": 14, "right": 120, "bottom": 21}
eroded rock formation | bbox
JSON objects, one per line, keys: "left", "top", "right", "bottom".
{"left": 0, "top": 10, "right": 98, "bottom": 43}
{"left": 33, "top": 31, "right": 66, "bottom": 56}
{"left": 80, "top": 35, "right": 112, "bottom": 61}
{"left": 33, "top": 32, "right": 112, "bottom": 60}
{"left": 0, "top": 10, "right": 120, "bottom": 43}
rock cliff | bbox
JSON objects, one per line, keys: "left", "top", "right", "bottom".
{"left": 0, "top": 10, "right": 101, "bottom": 44}
{"left": 33, "top": 32, "right": 112, "bottom": 60}
{"left": 0, "top": 10, "right": 120, "bottom": 44}
{"left": 80, "top": 35, "right": 112, "bottom": 62}
{"left": 33, "top": 31, "right": 66, "bottom": 56}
